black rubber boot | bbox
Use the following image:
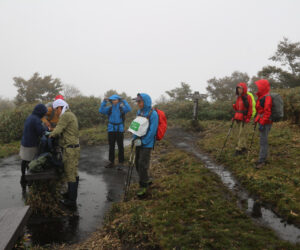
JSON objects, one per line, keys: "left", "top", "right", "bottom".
{"left": 61, "top": 182, "right": 78, "bottom": 208}
{"left": 76, "top": 176, "right": 79, "bottom": 188}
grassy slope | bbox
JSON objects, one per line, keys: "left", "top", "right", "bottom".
{"left": 60, "top": 140, "right": 297, "bottom": 250}
{"left": 197, "top": 120, "right": 300, "bottom": 225}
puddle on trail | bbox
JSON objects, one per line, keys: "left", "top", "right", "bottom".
{"left": 0, "top": 139, "right": 131, "bottom": 246}
{"left": 172, "top": 133, "right": 300, "bottom": 244}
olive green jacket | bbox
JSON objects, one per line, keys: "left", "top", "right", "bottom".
{"left": 51, "top": 110, "right": 79, "bottom": 148}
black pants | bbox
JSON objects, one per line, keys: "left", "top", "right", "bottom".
{"left": 135, "top": 147, "right": 152, "bottom": 188}
{"left": 108, "top": 132, "right": 124, "bottom": 164}
{"left": 21, "top": 160, "right": 29, "bottom": 176}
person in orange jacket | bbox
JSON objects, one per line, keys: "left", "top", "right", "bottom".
{"left": 232, "top": 82, "right": 253, "bottom": 155}
{"left": 42, "top": 95, "right": 65, "bottom": 130}
{"left": 254, "top": 79, "right": 272, "bottom": 169}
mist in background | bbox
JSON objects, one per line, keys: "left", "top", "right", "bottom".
{"left": 1, "top": 0, "right": 300, "bottom": 100}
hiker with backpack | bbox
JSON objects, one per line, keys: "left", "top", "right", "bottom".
{"left": 129, "top": 93, "right": 160, "bottom": 198}
{"left": 99, "top": 95, "right": 132, "bottom": 170}
{"left": 232, "top": 82, "right": 254, "bottom": 155}
{"left": 254, "top": 79, "right": 285, "bottom": 169}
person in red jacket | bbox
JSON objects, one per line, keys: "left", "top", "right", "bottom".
{"left": 254, "top": 79, "right": 272, "bottom": 169}
{"left": 232, "top": 82, "right": 253, "bottom": 155}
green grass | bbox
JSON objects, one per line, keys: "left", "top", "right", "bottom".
{"left": 79, "top": 141, "right": 297, "bottom": 249}
{"left": 0, "top": 140, "right": 20, "bottom": 158}
{"left": 198, "top": 120, "right": 300, "bottom": 225}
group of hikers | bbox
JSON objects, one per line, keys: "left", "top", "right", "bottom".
{"left": 232, "top": 79, "right": 282, "bottom": 169}
{"left": 20, "top": 92, "right": 160, "bottom": 208}
{"left": 18, "top": 78, "right": 280, "bottom": 208}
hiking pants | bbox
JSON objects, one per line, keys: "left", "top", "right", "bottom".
{"left": 21, "top": 160, "right": 29, "bottom": 176}
{"left": 108, "top": 132, "right": 124, "bottom": 164}
{"left": 63, "top": 147, "right": 80, "bottom": 182}
{"left": 236, "top": 121, "right": 248, "bottom": 151}
{"left": 135, "top": 147, "right": 152, "bottom": 188}
{"left": 259, "top": 124, "right": 272, "bottom": 163}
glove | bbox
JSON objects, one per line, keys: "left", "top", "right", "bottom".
{"left": 259, "top": 124, "right": 264, "bottom": 132}
{"left": 232, "top": 104, "right": 236, "bottom": 110}
{"left": 134, "top": 139, "right": 142, "bottom": 147}
{"left": 45, "top": 131, "right": 51, "bottom": 136}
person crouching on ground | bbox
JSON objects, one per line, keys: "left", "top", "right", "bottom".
{"left": 20, "top": 104, "right": 48, "bottom": 178}
{"left": 232, "top": 82, "right": 253, "bottom": 156}
{"left": 50, "top": 99, "right": 80, "bottom": 208}
{"left": 254, "top": 79, "right": 272, "bottom": 169}
{"left": 133, "top": 93, "right": 158, "bottom": 198}
{"left": 99, "top": 95, "right": 131, "bottom": 170}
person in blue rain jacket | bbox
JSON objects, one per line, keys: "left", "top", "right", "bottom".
{"left": 99, "top": 94, "right": 131, "bottom": 169}
{"left": 132, "top": 93, "right": 159, "bottom": 197}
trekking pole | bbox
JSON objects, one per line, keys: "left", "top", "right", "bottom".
{"left": 247, "top": 122, "right": 257, "bottom": 159}
{"left": 124, "top": 141, "right": 136, "bottom": 202}
{"left": 218, "top": 119, "right": 235, "bottom": 159}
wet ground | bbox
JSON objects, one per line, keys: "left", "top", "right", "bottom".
{"left": 0, "top": 140, "right": 131, "bottom": 246}
{"left": 167, "top": 128, "right": 300, "bottom": 244}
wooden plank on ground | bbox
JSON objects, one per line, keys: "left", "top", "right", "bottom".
{"left": 0, "top": 206, "right": 31, "bottom": 250}
{"left": 25, "top": 169, "right": 58, "bottom": 181}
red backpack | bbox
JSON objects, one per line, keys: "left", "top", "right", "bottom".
{"left": 147, "top": 108, "right": 167, "bottom": 140}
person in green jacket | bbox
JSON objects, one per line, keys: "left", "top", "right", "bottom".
{"left": 50, "top": 99, "right": 80, "bottom": 208}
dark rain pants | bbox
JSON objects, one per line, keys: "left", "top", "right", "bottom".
{"left": 135, "top": 147, "right": 152, "bottom": 188}
{"left": 108, "top": 132, "right": 124, "bottom": 164}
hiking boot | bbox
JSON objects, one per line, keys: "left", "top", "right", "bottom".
{"left": 117, "top": 163, "right": 124, "bottom": 171}
{"left": 255, "top": 161, "right": 265, "bottom": 169}
{"left": 105, "top": 162, "right": 115, "bottom": 169}
{"left": 137, "top": 187, "right": 147, "bottom": 198}
{"left": 60, "top": 182, "right": 78, "bottom": 209}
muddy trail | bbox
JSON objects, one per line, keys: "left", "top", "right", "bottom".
{"left": 167, "top": 128, "right": 300, "bottom": 244}
{"left": 0, "top": 140, "right": 131, "bottom": 246}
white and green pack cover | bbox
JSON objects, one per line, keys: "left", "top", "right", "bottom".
{"left": 128, "top": 116, "right": 149, "bottom": 137}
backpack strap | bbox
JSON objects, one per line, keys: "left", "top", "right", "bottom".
{"left": 260, "top": 94, "right": 270, "bottom": 108}
{"left": 147, "top": 108, "right": 154, "bottom": 120}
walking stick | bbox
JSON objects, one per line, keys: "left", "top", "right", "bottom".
{"left": 218, "top": 119, "right": 235, "bottom": 159}
{"left": 247, "top": 122, "right": 257, "bottom": 159}
{"left": 124, "top": 141, "right": 136, "bottom": 202}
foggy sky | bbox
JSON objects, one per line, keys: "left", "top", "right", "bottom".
{"left": 1, "top": 0, "right": 300, "bottom": 101}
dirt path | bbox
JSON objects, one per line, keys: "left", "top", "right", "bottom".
{"left": 166, "top": 127, "right": 300, "bottom": 244}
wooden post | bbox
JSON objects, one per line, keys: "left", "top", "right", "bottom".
{"left": 193, "top": 91, "right": 201, "bottom": 120}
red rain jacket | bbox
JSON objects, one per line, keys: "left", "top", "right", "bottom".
{"left": 233, "top": 82, "right": 252, "bottom": 122}
{"left": 254, "top": 79, "right": 272, "bottom": 125}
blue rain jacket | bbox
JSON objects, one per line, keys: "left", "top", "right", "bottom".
{"left": 21, "top": 104, "right": 48, "bottom": 147}
{"left": 99, "top": 94, "right": 132, "bottom": 132}
{"left": 134, "top": 93, "right": 159, "bottom": 148}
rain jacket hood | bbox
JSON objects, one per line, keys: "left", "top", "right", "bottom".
{"left": 138, "top": 93, "right": 152, "bottom": 115}
{"left": 255, "top": 79, "right": 270, "bottom": 97}
{"left": 32, "top": 104, "right": 48, "bottom": 118}
{"left": 236, "top": 82, "right": 248, "bottom": 96}
{"left": 109, "top": 94, "right": 121, "bottom": 101}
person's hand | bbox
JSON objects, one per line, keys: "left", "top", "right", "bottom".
{"left": 45, "top": 131, "right": 51, "bottom": 136}
{"left": 134, "top": 139, "right": 142, "bottom": 147}
{"left": 245, "top": 118, "right": 250, "bottom": 123}
{"left": 104, "top": 98, "right": 109, "bottom": 102}
{"left": 259, "top": 124, "right": 264, "bottom": 132}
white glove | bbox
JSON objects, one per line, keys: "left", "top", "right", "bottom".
{"left": 134, "top": 139, "right": 142, "bottom": 147}
{"left": 45, "top": 131, "right": 51, "bottom": 136}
